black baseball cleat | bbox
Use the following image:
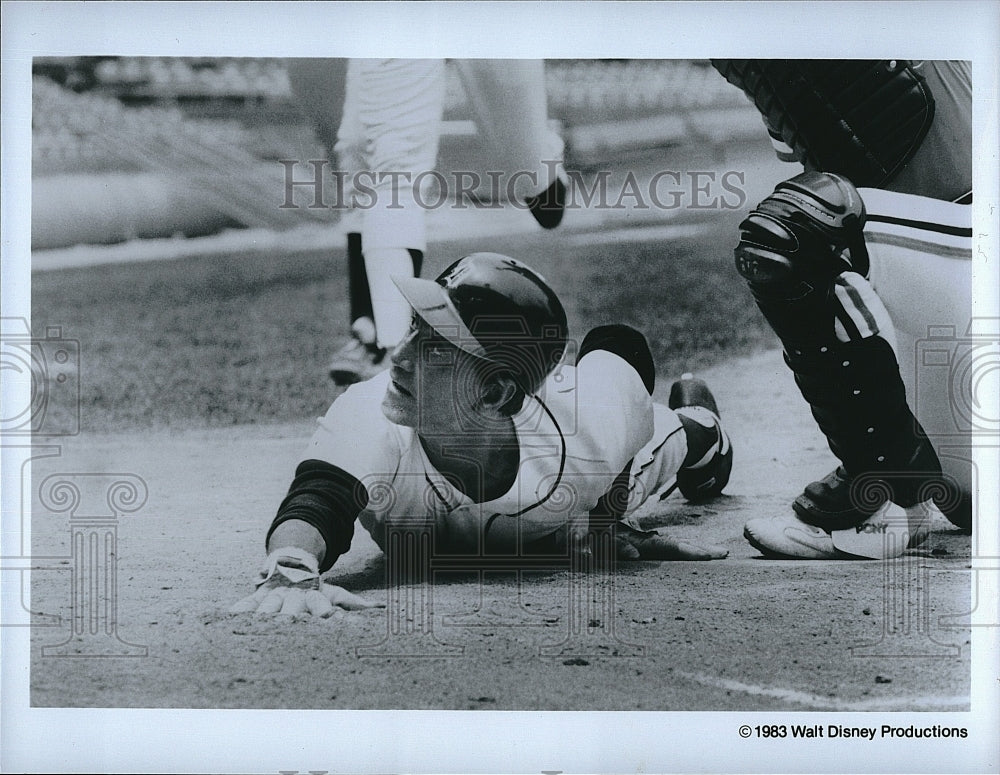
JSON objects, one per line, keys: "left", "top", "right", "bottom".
{"left": 328, "top": 320, "right": 388, "bottom": 385}
{"left": 668, "top": 372, "right": 720, "bottom": 415}
{"left": 526, "top": 177, "right": 566, "bottom": 230}
{"left": 792, "top": 466, "right": 873, "bottom": 530}
{"left": 792, "top": 437, "right": 960, "bottom": 531}
{"left": 328, "top": 338, "right": 387, "bottom": 385}
{"left": 668, "top": 374, "right": 733, "bottom": 501}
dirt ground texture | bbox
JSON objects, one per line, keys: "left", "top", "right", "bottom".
{"left": 27, "top": 347, "right": 974, "bottom": 712}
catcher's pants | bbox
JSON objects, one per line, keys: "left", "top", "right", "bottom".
{"left": 859, "top": 187, "right": 974, "bottom": 501}
{"left": 883, "top": 61, "right": 972, "bottom": 203}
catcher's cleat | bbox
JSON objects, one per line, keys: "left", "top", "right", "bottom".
{"left": 668, "top": 374, "right": 733, "bottom": 501}
{"left": 793, "top": 434, "right": 944, "bottom": 531}
{"left": 328, "top": 319, "right": 387, "bottom": 385}
{"left": 526, "top": 177, "right": 566, "bottom": 230}
{"left": 745, "top": 499, "right": 934, "bottom": 560}
{"left": 792, "top": 466, "right": 869, "bottom": 529}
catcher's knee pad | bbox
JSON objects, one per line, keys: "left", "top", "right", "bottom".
{"left": 735, "top": 171, "right": 869, "bottom": 290}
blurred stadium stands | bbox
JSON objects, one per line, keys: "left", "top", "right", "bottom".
{"left": 30, "top": 57, "right": 762, "bottom": 248}
{"left": 33, "top": 57, "right": 755, "bottom": 173}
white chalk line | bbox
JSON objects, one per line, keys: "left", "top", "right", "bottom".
{"left": 679, "top": 671, "right": 969, "bottom": 711}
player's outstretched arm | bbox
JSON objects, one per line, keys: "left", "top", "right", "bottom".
{"left": 615, "top": 523, "right": 728, "bottom": 561}
{"left": 230, "top": 456, "right": 380, "bottom": 616}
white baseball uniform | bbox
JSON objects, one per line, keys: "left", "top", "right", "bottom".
{"left": 299, "top": 349, "right": 687, "bottom": 554}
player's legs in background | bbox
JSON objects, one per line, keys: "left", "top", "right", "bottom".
{"left": 454, "top": 59, "right": 567, "bottom": 229}
{"left": 320, "top": 59, "right": 566, "bottom": 384}
{"left": 327, "top": 59, "right": 383, "bottom": 383}
{"left": 357, "top": 58, "right": 445, "bottom": 359}
{"left": 326, "top": 59, "right": 445, "bottom": 384}
{"left": 285, "top": 59, "right": 384, "bottom": 383}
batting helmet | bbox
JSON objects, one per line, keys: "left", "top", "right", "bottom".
{"left": 393, "top": 252, "right": 568, "bottom": 394}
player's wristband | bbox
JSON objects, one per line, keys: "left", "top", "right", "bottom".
{"left": 257, "top": 546, "right": 320, "bottom": 586}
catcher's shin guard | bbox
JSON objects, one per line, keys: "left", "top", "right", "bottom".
{"left": 736, "top": 171, "right": 943, "bottom": 529}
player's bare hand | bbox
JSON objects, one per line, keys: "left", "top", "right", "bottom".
{"left": 229, "top": 580, "right": 384, "bottom": 616}
{"left": 614, "top": 524, "right": 728, "bottom": 561}
{"left": 228, "top": 547, "right": 384, "bottom": 616}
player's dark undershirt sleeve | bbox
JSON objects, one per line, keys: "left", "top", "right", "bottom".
{"left": 265, "top": 459, "right": 369, "bottom": 573}
{"left": 578, "top": 324, "right": 655, "bottom": 395}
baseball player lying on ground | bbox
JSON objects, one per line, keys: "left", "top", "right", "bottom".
{"left": 233, "top": 252, "right": 733, "bottom": 616}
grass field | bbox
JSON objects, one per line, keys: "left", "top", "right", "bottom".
{"left": 32, "top": 210, "right": 776, "bottom": 432}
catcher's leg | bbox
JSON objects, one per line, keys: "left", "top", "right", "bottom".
{"left": 863, "top": 65, "right": 972, "bottom": 525}
{"left": 884, "top": 61, "right": 971, "bottom": 202}
{"left": 737, "top": 171, "right": 945, "bottom": 558}
{"left": 861, "top": 186, "right": 973, "bottom": 530}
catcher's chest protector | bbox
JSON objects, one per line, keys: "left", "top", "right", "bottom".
{"left": 712, "top": 60, "right": 935, "bottom": 188}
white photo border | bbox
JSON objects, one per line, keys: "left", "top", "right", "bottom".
{"left": 2, "top": 2, "right": 998, "bottom": 773}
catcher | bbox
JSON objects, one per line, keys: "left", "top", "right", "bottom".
{"left": 233, "top": 252, "right": 732, "bottom": 615}
{"left": 712, "top": 60, "right": 973, "bottom": 558}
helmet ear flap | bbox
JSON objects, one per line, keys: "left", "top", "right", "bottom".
{"left": 482, "top": 382, "right": 504, "bottom": 404}
{"left": 480, "top": 371, "right": 523, "bottom": 416}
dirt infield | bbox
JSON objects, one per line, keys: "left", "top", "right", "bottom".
{"left": 27, "top": 347, "right": 972, "bottom": 712}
